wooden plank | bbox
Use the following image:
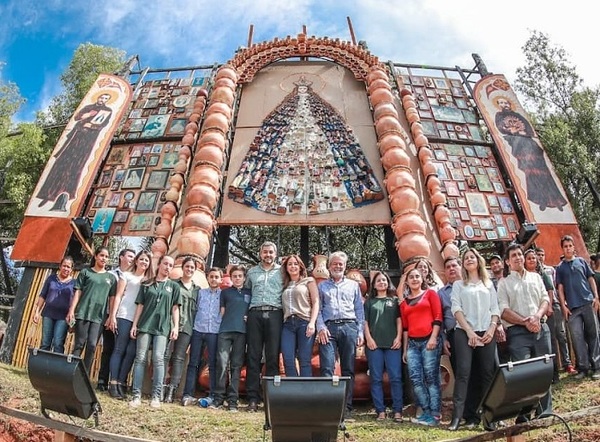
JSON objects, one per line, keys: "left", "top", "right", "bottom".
{"left": 0, "top": 404, "right": 158, "bottom": 442}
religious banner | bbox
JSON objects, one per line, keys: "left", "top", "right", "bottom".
{"left": 473, "top": 75, "right": 576, "bottom": 224}
{"left": 219, "top": 61, "right": 391, "bottom": 225}
{"left": 25, "top": 74, "right": 132, "bottom": 218}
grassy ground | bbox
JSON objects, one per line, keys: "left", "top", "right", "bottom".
{"left": 1, "top": 362, "right": 599, "bottom": 441}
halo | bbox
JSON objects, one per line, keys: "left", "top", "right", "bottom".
{"left": 491, "top": 94, "right": 513, "bottom": 110}
{"left": 279, "top": 72, "right": 325, "bottom": 93}
{"left": 90, "top": 90, "right": 118, "bottom": 105}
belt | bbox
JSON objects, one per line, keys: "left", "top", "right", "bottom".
{"left": 326, "top": 319, "right": 356, "bottom": 325}
{"left": 250, "top": 305, "right": 281, "bottom": 312}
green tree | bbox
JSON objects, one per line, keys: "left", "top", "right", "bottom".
{"left": 515, "top": 31, "right": 600, "bottom": 251}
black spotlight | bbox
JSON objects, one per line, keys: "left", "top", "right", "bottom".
{"left": 28, "top": 348, "right": 102, "bottom": 425}
{"left": 477, "top": 354, "right": 554, "bottom": 428}
{"left": 262, "top": 376, "right": 350, "bottom": 442}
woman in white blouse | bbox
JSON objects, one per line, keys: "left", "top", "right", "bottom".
{"left": 448, "top": 248, "right": 500, "bottom": 431}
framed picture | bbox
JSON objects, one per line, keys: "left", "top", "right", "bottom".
{"left": 431, "top": 105, "right": 466, "bottom": 123}
{"left": 497, "top": 226, "right": 509, "bottom": 238}
{"left": 465, "top": 192, "right": 489, "bottom": 216}
{"left": 114, "top": 169, "right": 126, "bottom": 182}
{"left": 172, "top": 95, "right": 192, "bottom": 108}
{"left": 148, "top": 155, "right": 160, "bottom": 167}
{"left": 463, "top": 146, "right": 476, "bottom": 157}
{"left": 487, "top": 195, "right": 499, "bottom": 207}
{"left": 141, "top": 115, "right": 168, "bottom": 138}
{"left": 167, "top": 118, "right": 187, "bottom": 135}
{"left": 92, "top": 195, "right": 104, "bottom": 208}
{"left": 447, "top": 198, "right": 457, "bottom": 209}
{"left": 498, "top": 196, "right": 514, "bottom": 214}
{"left": 445, "top": 181, "right": 460, "bottom": 197}
{"left": 129, "top": 214, "right": 154, "bottom": 231}
{"left": 457, "top": 197, "right": 467, "bottom": 208}
{"left": 493, "top": 182, "right": 505, "bottom": 194}
{"left": 444, "top": 144, "right": 464, "bottom": 156}
{"left": 475, "top": 174, "right": 494, "bottom": 192}
{"left": 463, "top": 225, "right": 475, "bottom": 239}
{"left": 450, "top": 168, "right": 464, "bottom": 181}
{"left": 87, "top": 210, "right": 96, "bottom": 218}
{"left": 457, "top": 181, "right": 466, "bottom": 191}
{"left": 460, "top": 210, "right": 470, "bottom": 221}
{"left": 421, "top": 120, "right": 437, "bottom": 136}
{"left": 479, "top": 218, "right": 494, "bottom": 230}
{"left": 494, "top": 214, "right": 504, "bottom": 225}
{"left": 473, "top": 228, "right": 482, "bottom": 237}
{"left": 113, "top": 225, "right": 122, "bottom": 235}
{"left": 107, "top": 192, "right": 122, "bottom": 207}
{"left": 110, "top": 181, "right": 121, "bottom": 191}
{"left": 114, "top": 210, "right": 129, "bottom": 223}
{"left": 507, "top": 217, "right": 518, "bottom": 233}
{"left": 129, "top": 109, "right": 142, "bottom": 119}
{"left": 161, "top": 152, "right": 178, "bottom": 169}
{"left": 130, "top": 145, "right": 143, "bottom": 157}
{"left": 122, "top": 167, "right": 145, "bottom": 189}
{"left": 129, "top": 118, "right": 147, "bottom": 132}
{"left": 432, "top": 162, "right": 448, "bottom": 180}
{"left": 136, "top": 191, "right": 158, "bottom": 212}
{"left": 106, "top": 147, "right": 126, "bottom": 165}
{"left": 487, "top": 168, "right": 500, "bottom": 181}
{"left": 99, "top": 170, "right": 113, "bottom": 187}
{"left": 486, "top": 230, "right": 499, "bottom": 240}
{"left": 143, "top": 145, "right": 152, "bottom": 154}
{"left": 129, "top": 158, "right": 138, "bottom": 167}
{"left": 151, "top": 144, "right": 163, "bottom": 154}
{"left": 91, "top": 208, "right": 116, "bottom": 234}
{"left": 146, "top": 170, "right": 169, "bottom": 189}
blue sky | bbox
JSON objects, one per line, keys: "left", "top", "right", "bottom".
{"left": 1, "top": 0, "right": 597, "bottom": 122}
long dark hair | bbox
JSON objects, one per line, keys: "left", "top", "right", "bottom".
{"left": 281, "top": 254, "right": 308, "bottom": 288}
{"left": 368, "top": 271, "right": 396, "bottom": 299}
{"left": 89, "top": 246, "right": 109, "bottom": 269}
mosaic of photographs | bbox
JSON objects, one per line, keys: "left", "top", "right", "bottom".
{"left": 86, "top": 142, "right": 183, "bottom": 236}
{"left": 431, "top": 143, "right": 518, "bottom": 241}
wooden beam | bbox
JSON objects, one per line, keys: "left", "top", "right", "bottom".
{"left": 0, "top": 404, "right": 158, "bottom": 442}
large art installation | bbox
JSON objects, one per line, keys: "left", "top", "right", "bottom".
{"left": 2, "top": 26, "right": 589, "bottom": 403}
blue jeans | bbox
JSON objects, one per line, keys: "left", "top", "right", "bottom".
{"left": 406, "top": 337, "right": 442, "bottom": 416}
{"left": 567, "top": 303, "right": 600, "bottom": 372}
{"left": 366, "top": 347, "right": 403, "bottom": 413}
{"left": 281, "top": 316, "right": 315, "bottom": 377}
{"left": 41, "top": 317, "right": 69, "bottom": 354}
{"left": 131, "top": 333, "right": 168, "bottom": 400}
{"left": 109, "top": 318, "right": 136, "bottom": 384}
{"left": 183, "top": 331, "right": 218, "bottom": 397}
{"left": 319, "top": 321, "right": 358, "bottom": 411}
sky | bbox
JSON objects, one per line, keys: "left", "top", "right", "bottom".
{"left": 1, "top": 0, "right": 598, "bottom": 122}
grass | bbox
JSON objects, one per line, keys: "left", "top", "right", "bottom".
{"left": 1, "top": 362, "right": 599, "bottom": 441}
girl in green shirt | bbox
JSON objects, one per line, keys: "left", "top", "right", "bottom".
{"left": 129, "top": 255, "right": 181, "bottom": 408}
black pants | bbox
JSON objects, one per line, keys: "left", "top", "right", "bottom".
{"left": 245, "top": 308, "right": 283, "bottom": 402}
{"left": 97, "top": 327, "right": 115, "bottom": 385}
{"left": 72, "top": 320, "right": 103, "bottom": 373}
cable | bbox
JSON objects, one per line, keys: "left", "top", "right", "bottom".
{"left": 537, "top": 413, "right": 572, "bottom": 442}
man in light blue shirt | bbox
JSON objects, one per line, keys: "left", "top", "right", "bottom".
{"left": 317, "top": 251, "right": 364, "bottom": 421}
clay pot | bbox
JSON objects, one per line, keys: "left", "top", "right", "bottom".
{"left": 207, "top": 102, "right": 233, "bottom": 120}
{"left": 202, "top": 112, "right": 230, "bottom": 134}
{"left": 369, "top": 88, "right": 395, "bottom": 107}
{"left": 381, "top": 147, "right": 410, "bottom": 171}
{"left": 189, "top": 113, "right": 202, "bottom": 123}
{"left": 434, "top": 205, "right": 452, "bottom": 226}
{"left": 164, "top": 188, "right": 181, "bottom": 203}
{"left": 177, "top": 227, "right": 212, "bottom": 257}
{"left": 384, "top": 167, "right": 415, "bottom": 190}
{"left": 368, "top": 78, "right": 391, "bottom": 94}
{"left": 389, "top": 186, "right": 420, "bottom": 213}
{"left": 346, "top": 269, "right": 367, "bottom": 296}
{"left": 414, "top": 133, "right": 429, "bottom": 148}
{"left": 151, "top": 238, "right": 168, "bottom": 256}
{"left": 173, "top": 160, "right": 188, "bottom": 175}
{"left": 182, "top": 133, "right": 196, "bottom": 147}
{"left": 196, "top": 144, "right": 225, "bottom": 168}
{"left": 155, "top": 220, "right": 172, "bottom": 238}
{"left": 426, "top": 175, "right": 442, "bottom": 195}
{"left": 312, "top": 255, "right": 330, "bottom": 280}
{"left": 186, "top": 183, "right": 219, "bottom": 209}
{"left": 169, "top": 173, "right": 184, "bottom": 190}
{"left": 196, "top": 88, "right": 209, "bottom": 99}
{"left": 378, "top": 133, "right": 406, "bottom": 155}
{"left": 182, "top": 206, "right": 215, "bottom": 231}
{"left": 392, "top": 211, "right": 427, "bottom": 237}
{"left": 405, "top": 108, "right": 420, "bottom": 125}
{"left": 417, "top": 146, "right": 433, "bottom": 163}
{"left": 396, "top": 232, "right": 430, "bottom": 262}
{"left": 190, "top": 163, "right": 222, "bottom": 190}
{"left": 421, "top": 162, "right": 437, "bottom": 178}
{"left": 185, "top": 122, "right": 199, "bottom": 135}
{"left": 366, "top": 67, "right": 388, "bottom": 84}
{"left": 216, "top": 65, "right": 239, "bottom": 82}
{"left": 375, "top": 115, "right": 402, "bottom": 137}
{"left": 442, "top": 242, "right": 460, "bottom": 260}
{"left": 439, "top": 224, "right": 457, "bottom": 243}
{"left": 399, "top": 88, "right": 413, "bottom": 98}
{"left": 429, "top": 191, "right": 446, "bottom": 208}
{"left": 373, "top": 102, "right": 399, "bottom": 121}
{"left": 214, "top": 77, "right": 237, "bottom": 91}
{"left": 211, "top": 86, "right": 235, "bottom": 106}
{"left": 179, "top": 145, "right": 192, "bottom": 158}
{"left": 411, "top": 122, "right": 424, "bottom": 138}
{"left": 161, "top": 201, "right": 178, "bottom": 221}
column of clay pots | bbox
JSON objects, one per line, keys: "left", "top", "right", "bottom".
{"left": 399, "top": 88, "right": 460, "bottom": 260}
{"left": 150, "top": 89, "right": 209, "bottom": 265}
{"left": 175, "top": 64, "right": 238, "bottom": 262}
{"left": 366, "top": 66, "right": 430, "bottom": 262}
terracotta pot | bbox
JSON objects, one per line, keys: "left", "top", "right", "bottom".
{"left": 401, "top": 95, "right": 417, "bottom": 108}
{"left": 202, "top": 112, "right": 230, "bottom": 134}
{"left": 173, "top": 160, "right": 188, "bottom": 175}
{"left": 434, "top": 205, "right": 452, "bottom": 225}
{"left": 216, "top": 65, "right": 238, "bottom": 82}
{"left": 421, "top": 162, "right": 437, "bottom": 177}
{"left": 190, "top": 163, "right": 222, "bottom": 190}
{"left": 373, "top": 102, "right": 399, "bottom": 121}
{"left": 196, "top": 144, "right": 225, "bottom": 167}
{"left": 392, "top": 212, "right": 427, "bottom": 236}
{"left": 169, "top": 173, "right": 184, "bottom": 190}
{"left": 164, "top": 188, "right": 181, "bottom": 203}
{"left": 439, "top": 224, "right": 457, "bottom": 243}
{"left": 366, "top": 67, "right": 388, "bottom": 84}
{"left": 384, "top": 167, "right": 415, "bottom": 191}
{"left": 214, "top": 77, "right": 237, "bottom": 91}
{"left": 151, "top": 238, "right": 168, "bottom": 256}
{"left": 396, "top": 232, "right": 431, "bottom": 262}
{"left": 368, "top": 78, "right": 391, "bottom": 94}
{"left": 210, "top": 86, "right": 235, "bottom": 106}
{"left": 182, "top": 133, "right": 196, "bottom": 146}
{"left": 346, "top": 269, "right": 367, "bottom": 296}
{"left": 442, "top": 242, "right": 460, "bottom": 259}
{"left": 381, "top": 147, "right": 410, "bottom": 170}
{"left": 179, "top": 145, "right": 192, "bottom": 158}
{"left": 177, "top": 227, "right": 212, "bottom": 257}
{"left": 378, "top": 133, "right": 406, "bottom": 155}
{"left": 207, "top": 102, "right": 233, "bottom": 120}
{"left": 405, "top": 108, "right": 420, "bottom": 125}
{"left": 369, "top": 88, "right": 395, "bottom": 107}
{"left": 417, "top": 146, "right": 433, "bottom": 163}
{"left": 399, "top": 88, "right": 413, "bottom": 98}
{"left": 196, "top": 88, "right": 209, "bottom": 98}
{"left": 353, "top": 372, "right": 371, "bottom": 401}
{"left": 414, "top": 133, "right": 429, "bottom": 148}
{"left": 161, "top": 201, "right": 177, "bottom": 220}
{"left": 186, "top": 183, "right": 219, "bottom": 209}
{"left": 185, "top": 122, "right": 199, "bottom": 136}
{"left": 154, "top": 220, "right": 172, "bottom": 238}
{"left": 198, "top": 131, "right": 227, "bottom": 151}
{"left": 311, "top": 255, "right": 330, "bottom": 280}
{"left": 375, "top": 115, "right": 402, "bottom": 137}
{"left": 411, "top": 122, "right": 424, "bottom": 138}
{"left": 429, "top": 191, "right": 446, "bottom": 207}
{"left": 426, "top": 175, "right": 442, "bottom": 195}
{"left": 189, "top": 113, "right": 202, "bottom": 123}
{"left": 182, "top": 206, "right": 215, "bottom": 231}
{"left": 389, "top": 186, "right": 420, "bottom": 213}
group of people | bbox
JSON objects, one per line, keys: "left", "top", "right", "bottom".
{"left": 32, "top": 235, "right": 600, "bottom": 429}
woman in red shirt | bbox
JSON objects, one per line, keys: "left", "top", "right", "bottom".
{"left": 401, "top": 268, "right": 443, "bottom": 426}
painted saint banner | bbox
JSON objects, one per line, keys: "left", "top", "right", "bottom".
{"left": 220, "top": 61, "right": 391, "bottom": 225}
{"left": 26, "top": 74, "right": 132, "bottom": 218}
{"left": 473, "top": 75, "right": 576, "bottom": 224}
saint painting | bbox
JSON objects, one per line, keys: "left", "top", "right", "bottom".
{"left": 494, "top": 96, "right": 567, "bottom": 211}
{"left": 35, "top": 91, "right": 114, "bottom": 211}
{"left": 227, "top": 77, "right": 383, "bottom": 216}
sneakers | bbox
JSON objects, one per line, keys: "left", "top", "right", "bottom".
{"left": 591, "top": 370, "right": 600, "bottom": 380}
{"left": 150, "top": 397, "right": 161, "bottom": 408}
{"left": 343, "top": 410, "right": 356, "bottom": 423}
{"left": 412, "top": 413, "right": 438, "bottom": 426}
{"left": 566, "top": 365, "right": 578, "bottom": 375}
{"left": 574, "top": 371, "right": 587, "bottom": 380}
{"left": 247, "top": 401, "right": 258, "bottom": 412}
{"left": 229, "top": 405, "right": 239, "bottom": 412}
{"left": 181, "top": 395, "right": 196, "bottom": 406}
{"left": 129, "top": 397, "right": 142, "bottom": 408}
{"left": 209, "top": 400, "right": 223, "bottom": 409}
